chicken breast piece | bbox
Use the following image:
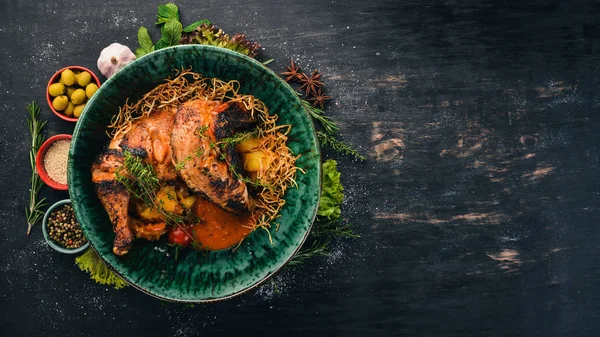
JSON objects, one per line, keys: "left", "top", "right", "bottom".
{"left": 170, "top": 99, "right": 256, "bottom": 213}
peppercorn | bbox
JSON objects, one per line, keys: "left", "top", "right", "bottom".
{"left": 47, "top": 204, "right": 87, "bottom": 249}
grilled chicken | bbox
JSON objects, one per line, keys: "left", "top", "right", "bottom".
{"left": 91, "top": 148, "right": 134, "bottom": 255}
{"left": 91, "top": 107, "right": 177, "bottom": 255}
{"left": 170, "top": 99, "right": 256, "bottom": 213}
{"left": 93, "top": 101, "right": 255, "bottom": 255}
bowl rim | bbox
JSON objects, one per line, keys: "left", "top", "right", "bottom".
{"left": 46, "top": 65, "right": 101, "bottom": 122}
{"left": 36, "top": 134, "right": 72, "bottom": 190}
{"left": 42, "top": 199, "right": 90, "bottom": 254}
{"left": 70, "top": 44, "right": 322, "bottom": 303}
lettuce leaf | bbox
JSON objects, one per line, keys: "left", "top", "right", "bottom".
{"left": 75, "top": 248, "right": 128, "bottom": 289}
{"left": 317, "top": 159, "right": 344, "bottom": 220}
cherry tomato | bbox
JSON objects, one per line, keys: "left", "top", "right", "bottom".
{"left": 167, "top": 225, "right": 193, "bottom": 247}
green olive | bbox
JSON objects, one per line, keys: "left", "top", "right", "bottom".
{"left": 60, "top": 69, "right": 76, "bottom": 86}
{"left": 77, "top": 71, "right": 92, "bottom": 87}
{"left": 73, "top": 103, "right": 86, "bottom": 118}
{"left": 70, "top": 88, "right": 86, "bottom": 105}
{"left": 64, "top": 102, "right": 75, "bottom": 117}
{"left": 66, "top": 86, "right": 76, "bottom": 99}
{"left": 48, "top": 83, "right": 66, "bottom": 97}
{"left": 52, "top": 95, "right": 69, "bottom": 111}
{"left": 85, "top": 83, "right": 98, "bottom": 98}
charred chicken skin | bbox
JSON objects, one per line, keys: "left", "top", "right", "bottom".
{"left": 170, "top": 99, "right": 256, "bottom": 213}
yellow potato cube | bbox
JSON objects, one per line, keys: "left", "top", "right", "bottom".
{"left": 242, "top": 150, "right": 272, "bottom": 172}
{"left": 180, "top": 195, "right": 197, "bottom": 209}
{"left": 237, "top": 137, "right": 263, "bottom": 153}
{"left": 139, "top": 207, "right": 164, "bottom": 221}
{"left": 155, "top": 186, "right": 183, "bottom": 215}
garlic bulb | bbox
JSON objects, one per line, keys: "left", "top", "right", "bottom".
{"left": 97, "top": 43, "right": 136, "bottom": 79}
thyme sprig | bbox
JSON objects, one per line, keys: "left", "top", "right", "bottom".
{"left": 116, "top": 151, "right": 190, "bottom": 224}
{"left": 317, "top": 131, "right": 365, "bottom": 161}
{"left": 216, "top": 130, "right": 257, "bottom": 148}
{"left": 25, "top": 101, "right": 47, "bottom": 235}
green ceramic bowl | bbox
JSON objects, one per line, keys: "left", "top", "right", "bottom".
{"left": 68, "top": 45, "right": 321, "bottom": 302}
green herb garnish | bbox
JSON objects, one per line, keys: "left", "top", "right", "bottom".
{"left": 135, "top": 27, "right": 155, "bottom": 58}
{"left": 318, "top": 159, "right": 344, "bottom": 220}
{"left": 317, "top": 131, "right": 365, "bottom": 161}
{"left": 136, "top": 3, "right": 259, "bottom": 60}
{"left": 288, "top": 241, "right": 330, "bottom": 266}
{"left": 75, "top": 248, "right": 128, "bottom": 289}
{"left": 182, "top": 19, "right": 212, "bottom": 33}
{"left": 290, "top": 159, "right": 358, "bottom": 264}
{"left": 216, "top": 130, "right": 256, "bottom": 148}
{"left": 25, "top": 101, "right": 47, "bottom": 235}
{"left": 175, "top": 154, "right": 193, "bottom": 171}
{"left": 301, "top": 99, "right": 339, "bottom": 135}
{"left": 116, "top": 151, "right": 189, "bottom": 224}
{"left": 136, "top": 3, "right": 185, "bottom": 56}
{"left": 155, "top": 3, "right": 179, "bottom": 24}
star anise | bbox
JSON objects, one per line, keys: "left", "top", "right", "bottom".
{"left": 299, "top": 69, "right": 324, "bottom": 96}
{"left": 280, "top": 59, "right": 303, "bottom": 82}
{"left": 308, "top": 88, "right": 332, "bottom": 110}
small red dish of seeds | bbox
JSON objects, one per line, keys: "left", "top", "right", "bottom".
{"left": 42, "top": 199, "right": 89, "bottom": 254}
{"left": 36, "top": 134, "right": 72, "bottom": 190}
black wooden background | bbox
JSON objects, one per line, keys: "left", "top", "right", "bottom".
{"left": 2, "top": 0, "right": 600, "bottom": 336}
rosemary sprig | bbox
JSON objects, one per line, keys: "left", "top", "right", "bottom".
{"left": 301, "top": 99, "right": 339, "bottom": 135}
{"left": 288, "top": 240, "right": 330, "bottom": 265}
{"left": 311, "top": 218, "right": 360, "bottom": 239}
{"left": 25, "top": 101, "right": 47, "bottom": 235}
{"left": 317, "top": 131, "right": 365, "bottom": 161}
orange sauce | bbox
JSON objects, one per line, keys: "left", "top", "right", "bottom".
{"left": 191, "top": 198, "right": 254, "bottom": 250}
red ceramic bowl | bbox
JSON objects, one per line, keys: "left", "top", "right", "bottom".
{"left": 46, "top": 66, "right": 101, "bottom": 122}
{"left": 36, "top": 134, "right": 72, "bottom": 190}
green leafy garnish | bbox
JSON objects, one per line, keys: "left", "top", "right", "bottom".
{"left": 180, "top": 24, "right": 261, "bottom": 58}
{"left": 25, "top": 101, "right": 47, "bottom": 235}
{"left": 75, "top": 248, "right": 128, "bottom": 289}
{"left": 156, "top": 3, "right": 179, "bottom": 24}
{"left": 135, "top": 27, "right": 155, "bottom": 58}
{"left": 137, "top": 3, "right": 184, "bottom": 53}
{"left": 317, "top": 159, "right": 344, "bottom": 221}
{"left": 183, "top": 19, "right": 212, "bottom": 33}
{"left": 136, "top": 3, "right": 259, "bottom": 59}
{"left": 290, "top": 159, "right": 358, "bottom": 265}
{"left": 155, "top": 17, "right": 182, "bottom": 50}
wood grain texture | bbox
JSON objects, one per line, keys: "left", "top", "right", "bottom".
{"left": 1, "top": 0, "right": 600, "bottom": 336}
